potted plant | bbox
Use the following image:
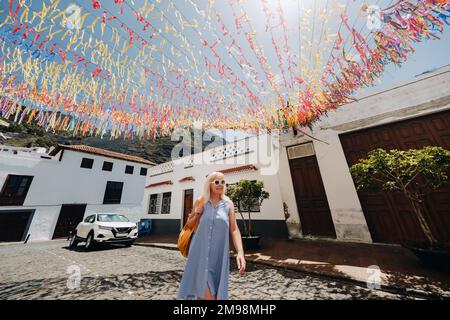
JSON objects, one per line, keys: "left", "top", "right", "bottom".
{"left": 350, "top": 146, "right": 450, "bottom": 271}
{"left": 226, "top": 179, "right": 270, "bottom": 250}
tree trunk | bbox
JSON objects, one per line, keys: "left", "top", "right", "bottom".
{"left": 237, "top": 207, "right": 249, "bottom": 236}
{"left": 407, "top": 196, "right": 436, "bottom": 247}
{"left": 248, "top": 209, "right": 252, "bottom": 237}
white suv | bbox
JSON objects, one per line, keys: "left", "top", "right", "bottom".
{"left": 69, "top": 213, "right": 138, "bottom": 250}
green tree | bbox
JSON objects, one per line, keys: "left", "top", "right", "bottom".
{"left": 350, "top": 146, "right": 450, "bottom": 246}
{"left": 226, "top": 179, "right": 270, "bottom": 237}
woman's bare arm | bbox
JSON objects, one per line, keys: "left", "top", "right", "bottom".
{"left": 229, "top": 202, "right": 246, "bottom": 273}
{"left": 185, "top": 198, "right": 204, "bottom": 229}
{"left": 229, "top": 203, "right": 244, "bottom": 255}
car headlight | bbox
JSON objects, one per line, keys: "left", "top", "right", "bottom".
{"left": 131, "top": 225, "right": 137, "bottom": 230}
{"left": 99, "top": 226, "right": 113, "bottom": 231}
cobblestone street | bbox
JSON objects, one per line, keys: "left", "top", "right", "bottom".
{"left": 0, "top": 240, "right": 416, "bottom": 300}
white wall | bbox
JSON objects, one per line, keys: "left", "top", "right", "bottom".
{"left": 278, "top": 131, "right": 373, "bottom": 242}
{"left": 5, "top": 67, "right": 448, "bottom": 243}
{"left": 144, "top": 135, "right": 285, "bottom": 228}
{"left": 0, "top": 149, "right": 150, "bottom": 241}
{"left": 25, "top": 206, "right": 60, "bottom": 241}
{"left": 277, "top": 66, "right": 450, "bottom": 243}
{"left": 144, "top": 66, "right": 450, "bottom": 243}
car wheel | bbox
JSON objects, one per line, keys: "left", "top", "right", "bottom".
{"left": 69, "top": 233, "right": 79, "bottom": 248}
{"left": 85, "top": 232, "right": 96, "bottom": 250}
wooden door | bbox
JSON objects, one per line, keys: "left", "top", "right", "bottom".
{"left": 182, "top": 189, "right": 193, "bottom": 227}
{"left": 289, "top": 155, "right": 336, "bottom": 238}
{"left": 340, "top": 110, "right": 450, "bottom": 243}
{"left": 52, "top": 204, "right": 86, "bottom": 239}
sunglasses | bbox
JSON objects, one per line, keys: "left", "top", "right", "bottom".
{"left": 211, "top": 179, "right": 225, "bottom": 186}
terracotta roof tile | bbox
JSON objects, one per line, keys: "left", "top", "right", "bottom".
{"left": 218, "top": 165, "right": 258, "bottom": 175}
{"left": 179, "top": 176, "right": 195, "bottom": 183}
{"left": 145, "top": 180, "right": 173, "bottom": 188}
{"left": 49, "top": 144, "right": 155, "bottom": 166}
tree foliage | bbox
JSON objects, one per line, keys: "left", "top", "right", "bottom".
{"left": 226, "top": 179, "right": 270, "bottom": 237}
{"left": 350, "top": 146, "right": 450, "bottom": 244}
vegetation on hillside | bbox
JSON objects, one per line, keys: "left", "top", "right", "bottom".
{"left": 0, "top": 116, "right": 225, "bottom": 164}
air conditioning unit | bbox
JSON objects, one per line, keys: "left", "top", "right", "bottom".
{"left": 287, "top": 143, "right": 315, "bottom": 159}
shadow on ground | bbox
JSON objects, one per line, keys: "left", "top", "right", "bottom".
{"left": 62, "top": 243, "right": 133, "bottom": 253}
{"left": 0, "top": 270, "right": 183, "bottom": 300}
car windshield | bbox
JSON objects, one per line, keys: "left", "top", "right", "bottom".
{"left": 97, "top": 214, "right": 129, "bottom": 222}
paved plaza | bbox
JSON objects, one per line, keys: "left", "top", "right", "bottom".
{"left": 0, "top": 240, "right": 416, "bottom": 300}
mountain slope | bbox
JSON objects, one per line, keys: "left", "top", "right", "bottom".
{"left": 0, "top": 117, "right": 225, "bottom": 164}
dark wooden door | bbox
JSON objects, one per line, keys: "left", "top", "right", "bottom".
{"left": 0, "top": 210, "right": 33, "bottom": 242}
{"left": 340, "top": 110, "right": 450, "bottom": 243}
{"left": 289, "top": 155, "right": 336, "bottom": 238}
{"left": 52, "top": 204, "right": 86, "bottom": 239}
{"left": 182, "top": 189, "right": 193, "bottom": 227}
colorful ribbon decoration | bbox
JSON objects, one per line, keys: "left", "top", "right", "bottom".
{"left": 0, "top": 0, "right": 449, "bottom": 140}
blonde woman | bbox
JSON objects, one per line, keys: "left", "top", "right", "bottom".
{"left": 177, "top": 171, "right": 246, "bottom": 300}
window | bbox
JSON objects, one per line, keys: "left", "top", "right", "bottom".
{"left": 102, "top": 161, "right": 113, "bottom": 171}
{"left": 103, "top": 181, "right": 123, "bottom": 204}
{"left": 125, "top": 165, "right": 134, "bottom": 174}
{"left": 161, "top": 192, "right": 171, "bottom": 214}
{"left": 0, "top": 175, "right": 34, "bottom": 206}
{"left": 80, "top": 158, "right": 94, "bottom": 169}
{"left": 140, "top": 167, "right": 147, "bottom": 176}
{"left": 97, "top": 214, "right": 129, "bottom": 222}
{"left": 148, "top": 194, "right": 158, "bottom": 214}
{"left": 84, "top": 215, "right": 95, "bottom": 223}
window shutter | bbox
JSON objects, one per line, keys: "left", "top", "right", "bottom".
{"left": 156, "top": 193, "right": 162, "bottom": 214}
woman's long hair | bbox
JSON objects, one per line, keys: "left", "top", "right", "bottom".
{"left": 201, "top": 171, "right": 230, "bottom": 203}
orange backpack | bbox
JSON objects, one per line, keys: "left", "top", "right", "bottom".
{"left": 177, "top": 197, "right": 204, "bottom": 257}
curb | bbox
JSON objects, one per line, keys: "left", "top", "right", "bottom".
{"left": 240, "top": 255, "right": 449, "bottom": 300}
{"left": 135, "top": 241, "right": 449, "bottom": 300}
{"left": 134, "top": 242, "right": 179, "bottom": 251}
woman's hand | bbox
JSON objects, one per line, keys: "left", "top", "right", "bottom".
{"left": 236, "top": 253, "right": 246, "bottom": 274}
{"left": 194, "top": 204, "right": 204, "bottom": 216}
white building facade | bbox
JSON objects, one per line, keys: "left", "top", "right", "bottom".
{"left": 1, "top": 67, "right": 448, "bottom": 245}
{"left": 144, "top": 67, "right": 450, "bottom": 245}
{"left": 0, "top": 145, "right": 154, "bottom": 242}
